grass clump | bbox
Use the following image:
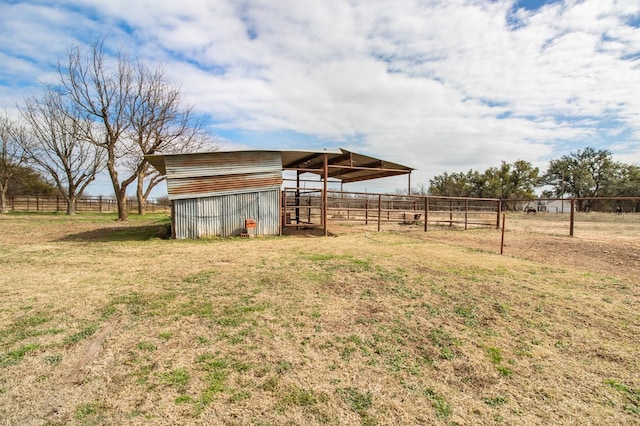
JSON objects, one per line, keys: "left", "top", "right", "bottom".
{"left": 161, "top": 368, "right": 190, "bottom": 389}
{"left": 0, "top": 343, "right": 40, "bottom": 367}
{"left": 423, "top": 387, "right": 451, "bottom": 419}
{"left": 605, "top": 379, "right": 640, "bottom": 416}
{"left": 486, "top": 347, "right": 513, "bottom": 377}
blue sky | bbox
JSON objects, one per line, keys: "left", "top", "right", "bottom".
{"left": 1, "top": 0, "right": 639, "bottom": 195}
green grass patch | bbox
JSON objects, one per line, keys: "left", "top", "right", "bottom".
{"left": 0, "top": 343, "right": 40, "bottom": 367}
{"left": 483, "top": 396, "right": 508, "bottom": 406}
{"left": 161, "top": 368, "right": 190, "bottom": 389}
{"left": 605, "top": 379, "right": 640, "bottom": 416}
{"left": 63, "top": 324, "right": 98, "bottom": 345}
{"left": 423, "top": 387, "right": 451, "bottom": 419}
{"left": 183, "top": 270, "right": 216, "bottom": 285}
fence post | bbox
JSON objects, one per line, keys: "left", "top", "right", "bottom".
{"left": 99, "top": 196, "right": 103, "bottom": 213}
{"left": 500, "top": 213, "right": 506, "bottom": 255}
{"left": 424, "top": 196, "right": 429, "bottom": 232}
{"left": 365, "top": 199, "right": 369, "bottom": 225}
{"left": 569, "top": 199, "right": 575, "bottom": 237}
{"left": 464, "top": 199, "right": 468, "bottom": 230}
{"left": 449, "top": 200, "right": 453, "bottom": 227}
{"left": 56, "top": 195, "right": 60, "bottom": 212}
{"left": 496, "top": 200, "right": 502, "bottom": 229}
{"left": 377, "top": 194, "right": 382, "bottom": 232}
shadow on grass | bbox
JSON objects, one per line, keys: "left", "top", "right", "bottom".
{"left": 59, "top": 223, "right": 172, "bottom": 242}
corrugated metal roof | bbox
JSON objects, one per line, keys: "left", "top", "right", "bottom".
{"left": 146, "top": 148, "right": 413, "bottom": 186}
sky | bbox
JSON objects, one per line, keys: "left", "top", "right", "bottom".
{"left": 1, "top": 0, "right": 639, "bottom": 195}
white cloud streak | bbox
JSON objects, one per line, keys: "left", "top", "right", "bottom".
{"left": 1, "top": 0, "right": 639, "bottom": 192}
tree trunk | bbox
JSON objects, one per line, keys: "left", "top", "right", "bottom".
{"left": 116, "top": 189, "right": 129, "bottom": 221}
{"left": 66, "top": 195, "right": 77, "bottom": 215}
{"left": 136, "top": 175, "right": 145, "bottom": 215}
{"left": 0, "top": 189, "right": 7, "bottom": 214}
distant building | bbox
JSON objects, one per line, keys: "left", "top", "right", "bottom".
{"left": 536, "top": 199, "right": 572, "bottom": 213}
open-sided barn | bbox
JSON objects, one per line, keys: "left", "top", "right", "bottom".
{"left": 145, "top": 149, "right": 413, "bottom": 238}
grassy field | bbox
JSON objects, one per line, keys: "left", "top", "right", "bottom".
{"left": 0, "top": 212, "right": 638, "bottom": 425}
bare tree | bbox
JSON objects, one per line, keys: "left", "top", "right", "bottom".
{"left": 56, "top": 41, "right": 133, "bottom": 220}
{"left": 19, "top": 88, "right": 106, "bottom": 214}
{"left": 0, "top": 112, "right": 30, "bottom": 213}
{"left": 124, "top": 63, "right": 212, "bottom": 214}
{"left": 55, "top": 41, "right": 210, "bottom": 220}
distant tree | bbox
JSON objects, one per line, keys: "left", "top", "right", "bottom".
{"left": 55, "top": 40, "right": 210, "bottom": 220}
{"left": 545, "top": 147, "right": 619, "bottom": 211}
{"left": 429, "top": 170, "right": 483, "bottom": 197}
{"left": 612, "top": 164, "right": 640, "bottom": 212}
{"left": 0, "top": 112, "right": 29, "bottom": 213}
{"left": 0, "top": 164, "right": 57, "bottom": 196}
{"left": 429, "top": 161, "right": 539, "bottom": 206}
{"left": 410, "top": 183, "right": 429, "bottom": 195}
{"left": 483, "top": 160, "right": 540, "bottom": 210}
{"left": 19, "top": 88, "right": 106, "bottom": 215}
{"left": 616, "top": 164, "right": 640, "bottom": 194}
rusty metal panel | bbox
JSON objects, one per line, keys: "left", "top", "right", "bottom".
{"left": 167, "top": 171, "right": 282, "bottom": 200}
{"left": 163, "top": 151, "right": 283, "bottom": 200}
{"left": 173, "top": 189, "right": 280, "bottom": 238}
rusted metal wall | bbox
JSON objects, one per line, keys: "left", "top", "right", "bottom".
{"left": 173, "top": 189, "right": 280, "bottom": 238}
{"left": 164, "top": 151, "right": 282, "bottom": 200}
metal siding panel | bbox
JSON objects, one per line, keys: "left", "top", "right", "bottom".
{"left": 172, "top": 189, "right": 280, "bottom": 238}
{"left": 173, "top": 198, "right": 199, "bottom": 239}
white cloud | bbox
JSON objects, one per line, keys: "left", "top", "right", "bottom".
{"left": 1, "top": 0, "right": 639, "bottom": 195}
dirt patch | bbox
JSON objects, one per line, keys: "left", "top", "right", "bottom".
{"left": 328, "top": 214, "right": 640, "bottom": 282}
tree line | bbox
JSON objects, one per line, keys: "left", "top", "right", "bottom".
{"left": 0, "top": 40, "right": 215, "bottom": 218}
{"left": 423, "top": 147, "right": 640, "bottom": 211}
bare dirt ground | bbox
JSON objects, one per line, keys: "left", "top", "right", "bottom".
{"left": 326, "top": 212, "right": 640, "bottom": 281}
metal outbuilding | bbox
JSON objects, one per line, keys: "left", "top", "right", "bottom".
{"left": 145, "top": 148, "right": 413, "bottom": 238}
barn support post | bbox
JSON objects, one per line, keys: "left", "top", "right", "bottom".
{"left": 279, "top": 190, "right": 283, "bottom": 236}
{"left": 570, "top": 199, "right": 575, "bottom": 237}
{"left": 282, "top": 189, "right": 287, "bottom": 233}
{"left": 295, "top": 171, "right": 300, "bottom": 227}
{"left": 323, "top": 153, "right": 328, "bottom": 236}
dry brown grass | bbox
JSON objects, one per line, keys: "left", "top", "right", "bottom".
{"left": 0, "top": 212, "right": 638, "bottom": 425}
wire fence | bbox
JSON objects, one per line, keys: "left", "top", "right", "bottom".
{"left": 3, "top": 195, "right": 171, "bottom": 214}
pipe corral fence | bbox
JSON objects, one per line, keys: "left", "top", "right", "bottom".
{"left": 282, "top": 188, "right": 502, "bottom": 232}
